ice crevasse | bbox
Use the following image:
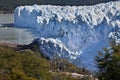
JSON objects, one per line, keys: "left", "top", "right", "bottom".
{"left": 14, "top": 1, "right": 120, "bottom": 71}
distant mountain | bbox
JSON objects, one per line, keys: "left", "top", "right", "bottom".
{"left": 0, "top": 0, "right": 118, "bottom": 11}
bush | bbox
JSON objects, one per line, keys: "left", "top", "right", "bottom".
{"left": 0, "top": 45, "right": 91, "bottom": 80}
{"left": 95, "top": 44, "right": 120, "bottom": 80}
{"left": 0, "top": 45, "right": 51, "bottom": 80}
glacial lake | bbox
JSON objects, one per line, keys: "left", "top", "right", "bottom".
{"left": 0, "top": 14, "right": 38, "bottom": 45}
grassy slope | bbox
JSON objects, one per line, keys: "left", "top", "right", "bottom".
{"left": 0, "top": 44, "right": 91, "bottom": 80}
{"left": 0, "top": 45, "right": 51, "bottom": 80}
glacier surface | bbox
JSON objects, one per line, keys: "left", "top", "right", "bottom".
{"left": 14, "top": 1, "right": 120, "bottom": 71}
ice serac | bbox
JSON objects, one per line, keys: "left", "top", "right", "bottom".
{"left": 14, "top": 1, "right": 120, "bottom": 71}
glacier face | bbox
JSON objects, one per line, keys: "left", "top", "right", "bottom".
{"left": 14, "top": 1, "right": 120, "bottom": 71}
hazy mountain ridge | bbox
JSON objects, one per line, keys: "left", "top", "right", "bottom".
{"left": 0, "top": 0, "right": 118, "bottom": 11}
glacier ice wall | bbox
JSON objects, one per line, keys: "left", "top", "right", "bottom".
{"left": 14, "top": 1, "right": 120, "bottom": 71}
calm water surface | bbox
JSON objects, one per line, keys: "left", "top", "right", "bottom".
{"left": 0, "top": 14, "right": 14, "bottom": 24}
{"left": 0, "top": 27, "right": 38, "bottom": 44}
{"left": 0, "top": 14, "right": 38, "bottom": 44}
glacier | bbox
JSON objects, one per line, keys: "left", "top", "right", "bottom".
{"left": 14, "top": 1, "right": 120, "bottom": 71}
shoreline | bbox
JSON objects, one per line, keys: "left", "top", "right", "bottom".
{"left": 0, "top": 42, "right": 20, "bottom": 48}
{"left": 0, "top": 14, "right": 36, "bottom": 45}
{"left": 0, "top": 9, "right": 14, "bottom": 14}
